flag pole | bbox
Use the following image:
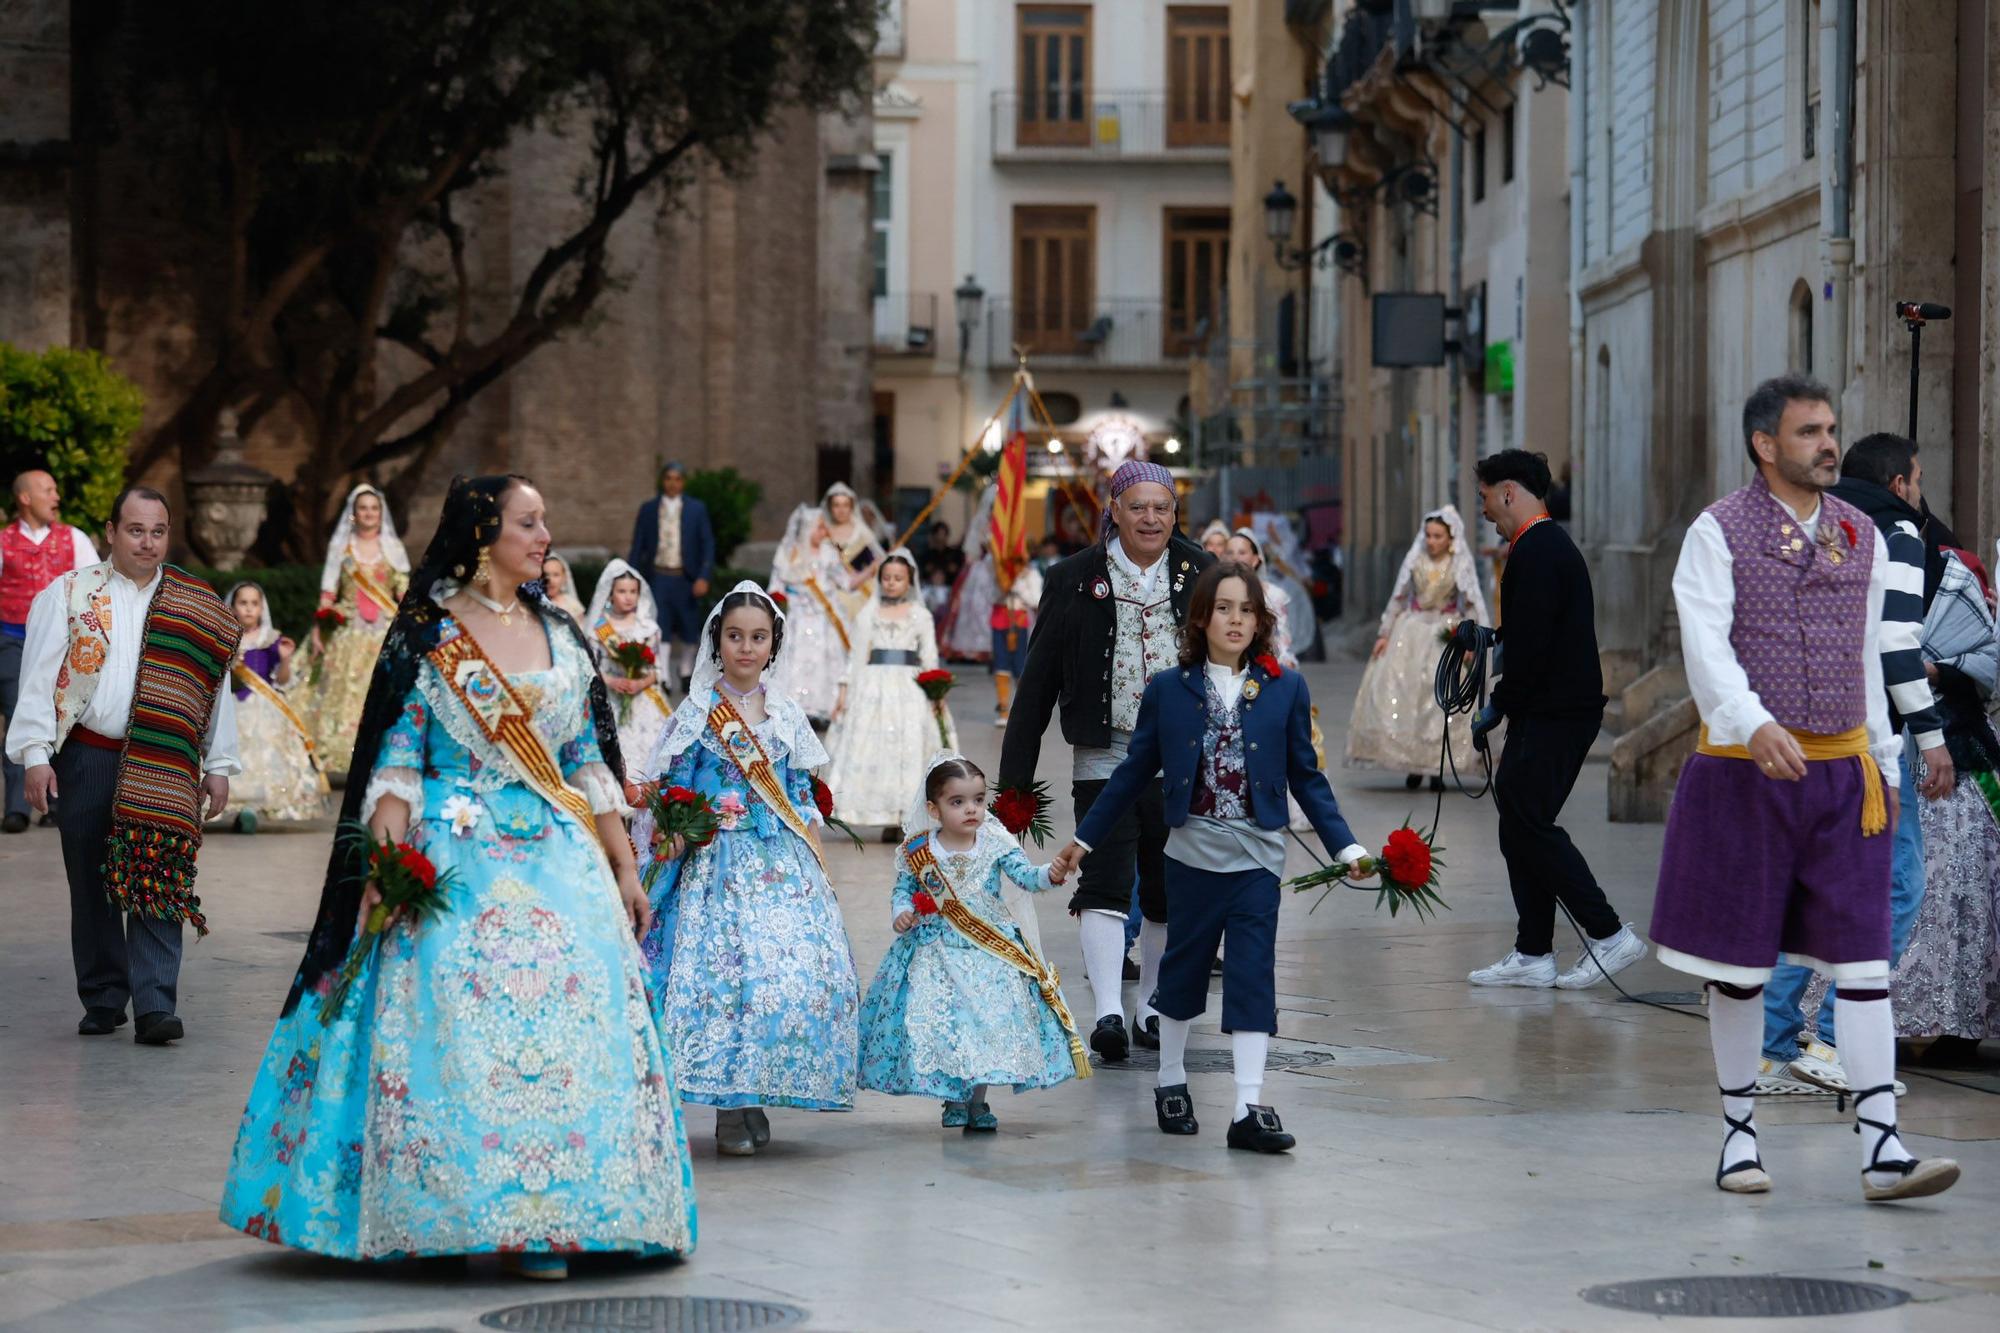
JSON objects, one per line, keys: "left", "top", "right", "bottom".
{"left": 892, "top": 369, "right": 1024, "bottom": 552}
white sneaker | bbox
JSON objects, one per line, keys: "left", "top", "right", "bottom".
{"left": 1755, "top": 1056, "right": 1828, "bottom": 1096}
{"left": 1468, "top": 951, "right": 1557, "bottom": 987}
{"left": 1554, "top": 924, "right": 1648, "bottom": 989}
{"left": 1788, "top": 1041, "right": 1907, "bottom": 1097}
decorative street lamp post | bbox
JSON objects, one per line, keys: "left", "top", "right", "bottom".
{"left": 954, "top": 275, "right": 985, "bottom": 371}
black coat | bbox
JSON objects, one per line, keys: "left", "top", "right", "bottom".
{"left": 998, "top": 533, "right": 1216, "bottom": 790}
{"left": 1490, "top": 518, "right": 1604, "bottom": 719}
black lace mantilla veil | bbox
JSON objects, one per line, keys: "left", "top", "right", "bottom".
{"left": 280, "top": 474, "right": 626, "bottom": 1016}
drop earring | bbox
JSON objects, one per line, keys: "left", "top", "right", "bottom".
{"left": 474, "top": 546, "right": 493, "bottom": 590}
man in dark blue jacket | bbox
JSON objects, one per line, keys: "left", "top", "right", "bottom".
{"left": 628, "top": 462, "right": 715, "bottom": 695}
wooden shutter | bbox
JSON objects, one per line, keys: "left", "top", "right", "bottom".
{"left": 1167, "top": 7, "right": 1230, "bottom": 148}
{"left": 1164, "top": 209, "right": 1229, "bottom": 355}
{"left": 1018, "top": 6, "right": 1091, "bottom": 147}
{"left": 1013, "top": 205, "right": 1096, "bottom": 354}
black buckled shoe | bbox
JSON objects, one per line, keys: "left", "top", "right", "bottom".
{"left": 1154, "top": 1084, "right": 1198, "bottom": 1135}
{"left": 134, "top": 1011, "right": 184, "bottom": 1045}
{"left": 1227, "top": 1105, "right": 1295, "bottom": 1153}
{"left": 1090, "top": 1015, "right": 1129, "bottom": 1064}
{"left": 1131, "top": 1015, "right": 1160, "bottom": 1050}
{"left": 77, "top": 1007, "right": 126, "bottom": 1036}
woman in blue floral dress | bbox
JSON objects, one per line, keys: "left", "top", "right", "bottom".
{"left": 857, "top": 754, "right": 1086, "bottom": 1133}
{"left": 220, "top": 476, "right": 696, "bottom": 1279}
{"left": 637, "top": 583, "right": 861, "bottom": 1157}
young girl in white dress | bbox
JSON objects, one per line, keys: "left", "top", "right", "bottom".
{"left": 768, "top": 504, "right": 854, "bottom": 723}
{"left": 585, "top": 559, "right": 675, "bottom": 771}
{"left": 823, "top": 550, "right": 955, "bottom": 828}
{"left": 218, "top": 582, "right": 331, "bottom": 831}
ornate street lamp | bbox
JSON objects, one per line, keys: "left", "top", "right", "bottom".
{"left": 954, "top": 275, "right": 985, "bottom": 371}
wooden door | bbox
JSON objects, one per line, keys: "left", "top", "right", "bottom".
{"left": 1018, "top": 5, "right": 1091, "bottom": 147}
{"left": 1167, "top": 7, "right": 1230, "bottom": 148}
{"left": 1013, "top": 205, "right": 1096, "bottom": 353}
{"left": 1164, "top": 208, "right": 1229, "bottom": 355}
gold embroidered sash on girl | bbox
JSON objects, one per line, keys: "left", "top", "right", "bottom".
{"left": 703, "top": 693, "right": 827, "bottom": 873}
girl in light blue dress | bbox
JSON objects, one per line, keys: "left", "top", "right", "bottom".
{"left": 857, "top": 753, "right": 1088, "bottom": 1132}
{"left": 220, "top": 475, "right": 695, "bottom": 1279}
{"left": 637, "top": 583, "right": 861, "bottom": 1157}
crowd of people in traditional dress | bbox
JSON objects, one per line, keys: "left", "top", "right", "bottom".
{"left": 4, "top": 371, "right": 1994, "bottom": 1276}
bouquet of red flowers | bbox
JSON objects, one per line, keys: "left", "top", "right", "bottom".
{"left": 1286, "top": 820, "right": 1448, "bottom": 921}
{"left": 910, "top": 889, "right": 940, "bottom": 917}
{"left": 812, "top": 776, "right": 865, "bottom": 849}
{"left": 993, "top": 779, "right": 1053, "bottom": 847}
{"left": 914, "top": 668, "right": 956, "bottom": 747}
{"left": 768, "top": 589, "right": 788, "bottom": 610}
{"left": 318, "top": 823, "right": 456, "bottom": 1024}
{"left": 629, "top": 781, "right": 721, "bottom": 887}
{"left": 607, "top": 638, "right": 657, "bottom": 721}
{"left": 314, "top": 606, "right": 347, "bottom": 632}
{"left": 307, "top": 607, "right": 347, "bottom": 686}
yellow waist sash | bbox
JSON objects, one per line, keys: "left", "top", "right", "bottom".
{"left": 1696, "top": 723, "right": 1886, "bottom": 837}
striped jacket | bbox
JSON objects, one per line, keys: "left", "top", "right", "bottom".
{"left": 1829, "top": 478, "right": 1944, "bottom": 751}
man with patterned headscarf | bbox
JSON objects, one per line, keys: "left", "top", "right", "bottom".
{"left": 999, "top": 459, "right": 1213, "bottom": 1062}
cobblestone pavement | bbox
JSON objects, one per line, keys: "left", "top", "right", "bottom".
{"left": 2, "top": 656, "right": 1998, "bottom": 1331}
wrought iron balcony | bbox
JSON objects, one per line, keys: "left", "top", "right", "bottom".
{"left": 982, "top": 299, "right": 1202, "bottom": 370}
{"left": 990, "top": 90, "right": 1230, "bottom": 163}
{"left": 872, "top": 292, "right": 939, "bottom": 356}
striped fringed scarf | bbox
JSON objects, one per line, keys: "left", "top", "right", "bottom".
{"left": 101, "top": 567, "right": 242, "bottom": 937}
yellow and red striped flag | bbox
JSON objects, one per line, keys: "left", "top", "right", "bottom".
{"left": 990, "top": 417, "right": 1030, "bottom": 591}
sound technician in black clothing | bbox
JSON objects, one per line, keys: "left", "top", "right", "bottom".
{"left": 1466, "top": 451, "right": 1648, "bottom": 991}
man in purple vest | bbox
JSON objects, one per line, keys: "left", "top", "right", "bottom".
{"left": 1652, "top": 374, "right": 1959, "bottom": 1203}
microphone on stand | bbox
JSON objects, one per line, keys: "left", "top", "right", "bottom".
{"left": 1895, "top": 301, "right": 1952, "bottom": 325}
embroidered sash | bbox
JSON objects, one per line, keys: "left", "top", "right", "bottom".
{"left": 427, "top": 627, "right": 605, "bottom": 849}
{"left": 592, "top": 621, "right": 673, "bottom": 717}
{"left": 230, "top": 661, "right": 318, "bottom": 763}
{"left": 100, "top": 567, "right": 242, "bottom": 936}
{"left": 802, "top": 576, "right": 851, "bottom": 652}
{"left": 349, "top": 559, "right": 401, "bottom": 619}
{"left": 703, "top": 693, "right": 827, "bottom": 873}
{"left": 903, "top": 834, "right": 1092, "bottom": 1078}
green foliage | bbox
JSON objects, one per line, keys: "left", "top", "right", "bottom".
{"left": 0, "top": 344, "right": 144, "bottom": 536}
{"left": 684, "top": 468, "right": 764, "bottom": 565}
{"left": 182, "top": 563, "right": 324, "bottom": 642}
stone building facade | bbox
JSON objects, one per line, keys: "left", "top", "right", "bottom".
{"left": 0, "top": 1, "right": 875, "bottom": 559}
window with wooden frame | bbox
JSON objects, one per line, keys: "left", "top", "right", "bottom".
{"left": 1013, "top": 205, "right": 1096, "bottom": 353}
{"left": 1163, "top": 208, "right": 1229, "bottom": 355}
{"left": 1166, "top": 7, "right": 1230, "bottom": 148}
{"left": 1017, "top": 6, "right": 1091, "bottom": 147}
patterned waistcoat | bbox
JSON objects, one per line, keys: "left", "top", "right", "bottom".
{"left": 51, "top": 562, "right": 120, "bottom": 752}
{"left": 1188, "top": 673, "right": 1254, "bottom": 821}
{"left": 1708, "top": 475, "right": 1874, "bottom": 736}
{"left": 0, "top": 521, "right": 78, "bottom": 624}
{"left": 1107, "top": 556, "right": 1178, "bottom": 733}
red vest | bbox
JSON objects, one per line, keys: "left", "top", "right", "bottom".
{"left": 0, "top": 521, "right": 79, "bottom": 624}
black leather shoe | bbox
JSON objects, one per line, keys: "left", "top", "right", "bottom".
{"left": 1090, "top": 1015, "right": 1129, "bottom": 1064}
{"left": 134, "top": 1011, "right": 184, "bottom": 1045}
{"left": 77, "top": 1008, "right": 126, "bottom": 1036}
{"left": 1, "top": 812, "right": 28, "bottom": 834}
{"left": 1154, "top": 1084, "right": 1199, "bottom": 1135}
{"left": 1227, "top": 1105, "right": 1296, "bottom": 1153}
{"left": 38, "top": 811, "right": 57, "bottom": 827}
{"left": 1131, "top": 1014, "right": 1160, "bottom": 1050}
{"left": 1120, "top": 954, "right": 1141, "bottom": 981}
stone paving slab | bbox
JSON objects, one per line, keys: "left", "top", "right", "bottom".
{"left": 2, "top": 656, "right": 1998, "bottom": 1331}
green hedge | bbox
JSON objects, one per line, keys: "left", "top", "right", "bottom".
{"left": 0, "top": 343, "right": 142, "bottom": 537}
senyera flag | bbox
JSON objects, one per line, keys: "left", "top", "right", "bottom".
{"left": 990, "top": 391, "right": 1030, "bottom": 591}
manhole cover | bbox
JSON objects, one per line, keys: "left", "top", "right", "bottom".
{"left": 1580, "top": 1276, "right": 1909, "bottom": 1318}
{"left": 479, "top": 1297, "right": 806, "bottom": 1331}
{"left": 1616, "top": 991, "right": 1705, "bottom": 1006}
{"left": 1095, "top": 1044, "right": 1341, "bottom": 1074}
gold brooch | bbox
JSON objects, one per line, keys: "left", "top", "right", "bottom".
{"left": 1243, "top": 679, "right": 1261, "bottom": 701}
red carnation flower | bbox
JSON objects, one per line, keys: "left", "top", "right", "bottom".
{"left": 769, "top": 590, "right": 788, "bottom": 607}
{"left": 1381, "top": 827, "right": 1432, "bottom": 889}
{"left": 910, "top": 890, "right": 940, "bottom": 916}
{"left": 1256, "top": 653, "right": 1282, "bottom": 678}
{"left": 993, "top": 789, "right": 1036, "bottom": 833}
{"left": 1838, "top": 518, "right": 1858, "bottom": 549}
{"left": 812, "top": 776, "right": 837, "bottom": 820}
{"left": 665, "top": 785, "right": 697, "bottom": 805}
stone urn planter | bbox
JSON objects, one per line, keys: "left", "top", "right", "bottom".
{"left": 185, "top": 408, "right": 273, "bottom": 570}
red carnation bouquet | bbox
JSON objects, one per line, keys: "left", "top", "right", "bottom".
{"left": 910, "top": 889, "right": 941, "bottom": 917}
{"left": 628, "top": 781, "right": 722, "bottom": 886}
{"left": 1287, "top": 819, "right": 1448, "bottom": 921}
{"left": 812, "top": 776, "right": 865, "bottom": 849}
{"left": 607, "top": 638, "right": 657, "bottom": 721}
{"left": 993, "top": 779, "right": 1053, "bottom": 847}
{"left": 915, "top": 668, "right": 956, "bottom": 747}
{"left": 768, "top": 589, "right": 789, "bottom": 610}
{"left": 319, "top": 823, "right": 457, "bottom": 1024}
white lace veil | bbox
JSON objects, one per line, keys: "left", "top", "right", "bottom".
{"left": 584, "top": 558, "right": 660, "bottom": 637}
{"left": 1199, "top": 519, "right": 1232, "bottom": 549}
{"left": 542, "top": 553, "right": 586, "bottom": 614}
{"left": 899, "top": 749, "right": 1044, "bottom": 956}
{"left": 771, "top": 503, "right": 823, "bottom": 587}
{"left": 321, "top": 483, "right": 411, "bottom": 593}
{"left": 221, "top": 581, "right": 280, "bottom": 652}
{"left": 960, "top": 483, "right": 997, "bottom": 559}
{"left": 1390, "top": 504, "right": 1489, "bottom": 625}
{"left": 874, "top": 546, "right": 920, "bottom": 605}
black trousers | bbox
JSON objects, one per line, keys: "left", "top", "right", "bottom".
{"left": 56, "top": 742, "right": 184, "bottom": 1016}
{"left": 1069, "top": 777, "right": 1168, "bottom": 922}
{"left": 1494, "top": 710, "right": 1621, "bottom": 955}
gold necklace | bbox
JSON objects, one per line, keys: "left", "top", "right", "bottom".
{"left": 464, "top": 584, "right": 521, "bottom": 627}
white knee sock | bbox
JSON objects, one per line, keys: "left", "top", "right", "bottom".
{"left": 1231, "top": 1030, "right": 1270, "bottom": 1120}
{"left": 1078, "top": 911, "right": 1127, "bottom": 1023}
{"left": 1834, "top": 985, "right": 1912, "bottom": 1180}
{"left": 1157, "top": 1015, "right": 1192, "bottom": 1087}
{"left": 1136, "top": 919, "right": 1168, "bottom": 1021}
{"left": 1706, "top": 984, "right": 1764, "bottom": 1173}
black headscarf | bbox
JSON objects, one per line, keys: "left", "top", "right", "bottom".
{"left": 279, "top": 474, "right": 625, "bottom": 1016}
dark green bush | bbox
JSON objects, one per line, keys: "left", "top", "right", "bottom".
{"left": 182, "top": 563, "right": 324, "bottom": 642}
{"left": 685, "top": 468, "right": 762, "bottom": 565}
{"left": 0, "top": 343, "right": 143, "bottom": 536}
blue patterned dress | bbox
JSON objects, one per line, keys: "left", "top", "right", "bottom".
{"left": 638, "top": 691, "right": 860, "bottom": 1110}
{"left": 857, "top": 824, "right": 1080, "bottom": 1101}
{"left": 219, "top": 618, "right": 697, "bottom": 1261}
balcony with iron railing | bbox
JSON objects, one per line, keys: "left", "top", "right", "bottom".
{"left": 990, "top": 89, "right": 1230, "bottom": 163}
{"left": 982, "top": 298, "right": 1207, "bottom": 370}
{"left": 872, "top": 292, "right": 939, "bottom": 356}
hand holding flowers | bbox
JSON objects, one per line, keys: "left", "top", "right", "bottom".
{"left": 319, "top": 822, "right": 455, "bottom": 1024}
